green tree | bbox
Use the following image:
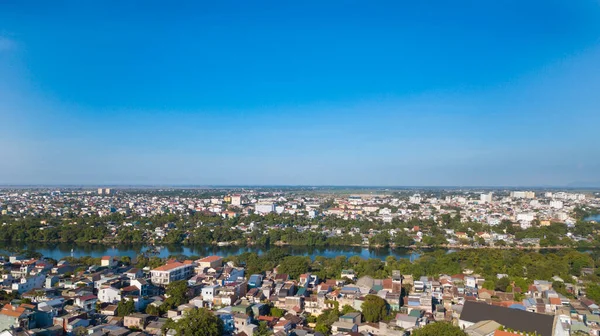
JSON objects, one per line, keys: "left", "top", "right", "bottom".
{"left": 165, "top": 280, "right": 189, "bottom": 307}
{"left": 412, "top": 322, "right": 467, "bottom": 336}
{"left": 341, "top": 304, "right": 359, "bottom": 315}
{"left": 117, "top": 299, "right": 135, "bottom": 316}
{"left": 277, "top": 256, "right": 310, "bottom": 280}
{"left": 269, "top": 306, "right": 285, "bottom": 318}
{"left": 495, "top": 277, "right": 511, "bottom": 292}
{"left": 255, "top": 321, "right": 273, "bottom": 336}
{"left": 314, "top": 323, "right": 330, "bottom": 335}
{"left": 73, "top": 326, "right": 88, "bottom": 336}
{"left": 163, "top": 308, "right": 223, "bottom": 336}
{"left": 586, "top": 283, "right": 600, "bottom": 302}
{"left": 361, "top": 295, "right": 388, "bottom": 323}
{"left": 145, "top": 304, "right": 161, "bottom": 316}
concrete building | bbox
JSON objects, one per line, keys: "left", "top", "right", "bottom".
{"left": 254, "top": 202, "right": 275, "bottom": 214}
{"left": 231, "top": 195, "right": 242, "bottom": 206}
{"left": 510, "top": 191, "right": 535, "bottom": 199}
{"left": 480, "top": 193, "right": 493, "bottom": 204}
{"left": 196, "top": 256, "right": 223, "bottom": 270}
{"left": 150, "top": 261, "right": 195, "bottom": 286}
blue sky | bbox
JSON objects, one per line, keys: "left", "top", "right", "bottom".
{"left": 1, "top": 1, "right": 600, "bottom": 186}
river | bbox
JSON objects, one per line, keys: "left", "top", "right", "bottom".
{"left": 585, "top": 214, "right": 600, "bottom": 222}
{"left": 0, "top": 242, "right": 422, "bottom": 261}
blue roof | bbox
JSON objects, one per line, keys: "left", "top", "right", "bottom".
{"left": 510, "top": 304, "right": 527, "bottom": 310}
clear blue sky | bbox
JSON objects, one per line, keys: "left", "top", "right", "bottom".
{"left": 1, "top": 1, "right": 600, "bottom": 186}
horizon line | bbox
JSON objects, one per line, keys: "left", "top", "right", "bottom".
{"left": 0, "top": 184, "right": 599, "bottom": 190}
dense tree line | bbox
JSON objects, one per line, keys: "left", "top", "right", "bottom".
{"left": 2, "top": 207, "right": 600, "bottom": 249}
{"left": 226, "top": 248, "right": 600, "bottom": 294}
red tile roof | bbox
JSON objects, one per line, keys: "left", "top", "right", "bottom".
{"left": 198, "top": 255, "right": 222, "bottom": 263}
{"left": 78, "top": 295, "right": 97, "bottom": 301}
{"left": 0, "top": 304, "right": 29, "bottom": 318}
{"left": 153, "top": 261, "right": 189, "bottom": 272}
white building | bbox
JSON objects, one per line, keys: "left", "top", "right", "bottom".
{"left": 480, "top": 193, "right": 493, "bottom": 204}
{"left": 550, "top": 200, "right": 563, "bottom": 209}
{"left": 11, "top": 274, "right": 45, "bottom": 294}
{"left": 254, "top": 202, "right": 275, "bottom": 214}
{"left": 150, "top": 261, "right": 195, "bottom": 286}
{"left": 409, "top": 195, "right": 422, "bottom": 204}
{"left": 202, "top": 285, "right": 220, "bottom": 304}
{"left": 98, "top": 286, "right": 121, "bottom": 303}
{"left": 516, "top": 213, "right": 535, "bottom": 222}
{"left": 231, "top": 195, "right": 242, "bottom": 206}
{"left": 510, "top": 191, "right": 535, "bottom": 199}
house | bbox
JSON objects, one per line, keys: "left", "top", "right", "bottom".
{"left": 98, "top": 286, "right": 121, "bottom": 303}
{"left": 125, "top": 268, "right": 143, "bottom": 280}
{"left": 216, "top": 311, "right": 235, "bottom": 334}
{"left": 202, "top": 285, "right": 220, "bottom": 305}
{"left": 150, "top": 261, "right": 195, "bottom": 286}
{"left": 101, "top": 256, "right": 116, "bottom": 268}
{"left": 341, "top": 269, "right": 357, "bottom": 281}
{"left": 123, "top": 313, "right": 150, "bottom": 329}
{"left": 131, "top": 278, "right": 150, "bottom": 297}
{"left": 273, "top": 319, "right": 293, "bottom": 334}
{"left": 339, "top": 312, "right": 361, "bottom": 324}
{"left": 196, "top": 256, "right": 223, "bottom": 270}
{"left": 298, "top": 273, "right": 319, "bottom": 288}
{"left": 396, "top": 314, "right": 419, "bottom": 330}
{"left": 74, "top": 295, "right": 98, "bottom": 312}
{"left": 12, "top": 274, "right": 45, "bottom": 294}
{"left": 459, "top": 301, "right": 555, "bottom": 336}
{"left": 248, "top": 274, "right": 263, "bottom": 289}
{"left": 100, "top": 305, "right": 118, "bottom": 316}
{"left": 0, "top": 304, "right": 36, "bottom": 331}
{"left": 45, "top": 276, "right": 59, "bottom": 289}
{"left": 65, "top": 318, "right": 90, "bottom": 335}
{"left": 331, "top": 321, "right": 357, "bottom": 333}
{"left": 233, "top": 313, "right": 252, "bottom": 332}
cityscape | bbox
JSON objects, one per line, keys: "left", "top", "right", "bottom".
{"left": 2, "top": 0, "right": 600, "bottom": 336}
{"left": 0, "top": 187, "right": 599, "bottom": 336}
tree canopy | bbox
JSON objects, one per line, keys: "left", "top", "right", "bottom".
{"left": 361, "top": 295, "right": 388, "bottom": 323}
{"left": 163, "top": 308, "right": 223, "bottom": 336}
{"left": 116, "top": 299, "right": 135, "bottom": 317}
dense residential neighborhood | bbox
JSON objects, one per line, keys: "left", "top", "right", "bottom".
{"left": 0, "top": 188, "right": 599, "bottom": 335}
{"left": 0, "top": 249, "right": 600, "bottom": 335}
{"left": 0, "top": 188, "right": 599, "bottom": 249}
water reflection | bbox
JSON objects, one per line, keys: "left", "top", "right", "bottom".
{"left": 0, "top": 242, "right": 422, "bottom": 261}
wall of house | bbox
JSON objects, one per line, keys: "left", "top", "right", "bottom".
{"left": 0, "top": 316, "right": 17, "bottom": 332}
